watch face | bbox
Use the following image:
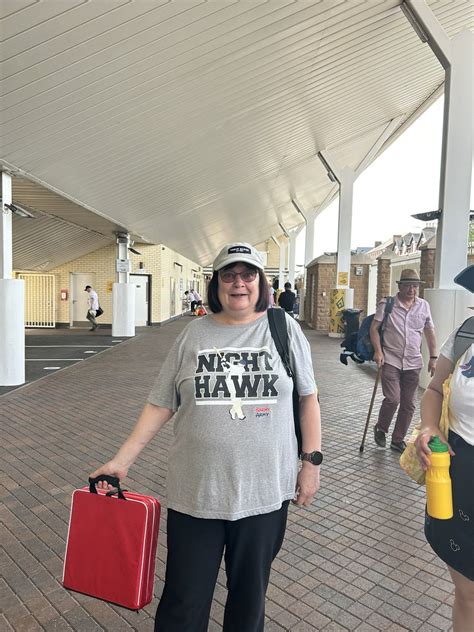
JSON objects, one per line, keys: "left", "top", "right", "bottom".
{"left": 302, "top": 451, "right": 323, "bottom": 465}
{"left": 310, "top": 451, "right": 323, "bottom": 465}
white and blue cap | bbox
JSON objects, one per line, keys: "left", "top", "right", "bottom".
{"left": 213, "top": 242, "right": 265, "bottom": 272}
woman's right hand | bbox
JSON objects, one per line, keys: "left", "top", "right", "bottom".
{"left": 89, "top": 460, "right": 129, "bottom": 490}
{"left": 415, "top": 428, "right": 454, "bottom": 471}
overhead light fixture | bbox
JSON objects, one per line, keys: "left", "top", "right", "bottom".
{"left": 317, "top": 152, "right": 339, "bottom": 183}
{"left": 3, "top": 202, "right": 35, "bottom": 218}
{"left": 401, "top": 2, "right": 429, "bottom": 44}
{"left": 412, "top": 209, "right": 473, "bottom": 222}
{"left": 411, "top": 210, "right": 441, "bottom": 221}
{"left": 128, "top": 246, "right": 142, "bottom": 255}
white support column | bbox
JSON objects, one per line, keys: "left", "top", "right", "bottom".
{"left": 288, "top": 226, "right": 303, "bottom": 287}
{"left": 318, "top": 151, "right": 356, "bottom": 336}
{"left": 291, "top": 199, "right": 314, "bottom": 322}
{"left": 271, "top": 235, "right": 286, "bottom": 291}
{"left": 435, "top": 29, "right": 473, "bottom": 288}
{"left": 278, "top": 239, "right": 286, "bottom": 290}
{"left": 112, "top": 232, "right": 135, "bottom": 337}
{"left": 0, "top": 171, "right": 25, "bottom": 385}
{"left": 328, "top": 166, "right": 355, "bottom": 336}
{"left": 304, "top": 212, "right": 316, "bottom": 267}
{"left": 402, "top": 2, "right": 473, "bottom": 387}
{"left": 302, "top": 211, "right": 317, "bottom": 323}
{"left": 335, "top": 166, "right": 355, "bottom": 293}
{"left": 288, "top": 231, "right": 296, "bottom": 287}
{"left": 1, "top": 172, "right": 13, "bottom": 279}
{"left": 116, "top": 234, "right": 131, "bottom": 284}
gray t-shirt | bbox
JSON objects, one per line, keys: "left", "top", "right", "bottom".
{"left": 148, "top": 312, "right": 317, "bottom": 520}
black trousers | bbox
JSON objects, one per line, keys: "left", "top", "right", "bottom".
{"left": 154, "top": 501, "right": 290, "bottom": 632}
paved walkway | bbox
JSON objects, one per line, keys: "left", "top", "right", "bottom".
{"left": 0, "top": 318, "right": 453, "bottom": 631}
{"left": 0, "top": 328, "right": 128, "bottom": 397}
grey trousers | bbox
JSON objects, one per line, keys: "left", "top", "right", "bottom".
{"left": 376, "top": 363, "right": 421, "bottom": 442}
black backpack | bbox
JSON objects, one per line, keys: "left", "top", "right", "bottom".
{"left": 340, "top": 298, "right": 394, "bottom": 365}
{"left": 267, "top": 308, "right": 303, "bottom": 456}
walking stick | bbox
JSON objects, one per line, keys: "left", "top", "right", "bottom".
{"left": 359, "top": 365, "right": 382, "bottom": 453}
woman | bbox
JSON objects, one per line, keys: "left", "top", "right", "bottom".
{"left": 91, "top": 242, "right": 322, "bottom": 632}
{"left": 415, "top": 264, "right": 474, "bottom": 631}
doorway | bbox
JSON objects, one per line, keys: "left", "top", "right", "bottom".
{"left": 130, "top": 274, "right": 151, "bottom": 326}
{"left": 71, "top": 273, "right": 95, "bottom": 326}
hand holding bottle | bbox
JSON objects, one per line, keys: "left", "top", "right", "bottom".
{"left": 426, "top": 436, "right": 453, "bottom": 520}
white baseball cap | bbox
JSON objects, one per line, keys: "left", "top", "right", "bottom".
{"left": 213, "top": 242, "right": 265, "bottom": 272}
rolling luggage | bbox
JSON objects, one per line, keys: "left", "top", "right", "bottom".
{"left": 63, "top": 475, "right": 160, "bottom": 610}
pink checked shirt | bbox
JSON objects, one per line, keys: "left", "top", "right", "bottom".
{"left": 374, "top": 296, "right": 435, "bottom": 370}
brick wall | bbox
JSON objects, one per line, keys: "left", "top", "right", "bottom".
{"left": 419, "top": 247, "right": 436, "bottom": 297}
{"left": 377, "top": 258, "right": 391, "bottom": 303}
{"left": 313, "top": 264, "right": 335, "bottom": 330}
{"left": 305, "top": 261, "right": 372, "bottom": 330}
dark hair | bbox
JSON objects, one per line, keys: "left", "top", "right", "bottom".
{"left": 284, "top": 282, "right": 291, "bottom": 289}
{"left": 207, "top": 264, "right": 268, "bottom": 313}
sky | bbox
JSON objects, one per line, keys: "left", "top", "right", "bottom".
{"left": 296, "top": 97, "right": 446, "bottom": 264}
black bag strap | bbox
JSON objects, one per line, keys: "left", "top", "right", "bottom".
{"left": 379, "top": 296, "right": 394, "bottom": 347}
{"left": 454, "top": 316, "right": 474, "bottom": 363}
{"left": 267, "top": 308, "right": 294, "bottom": 378}
{"left": 384, "top": 296, "right": 395, "bottom": 316}
{"left": 267, "top": 308, "right": 303, "bottom": 455}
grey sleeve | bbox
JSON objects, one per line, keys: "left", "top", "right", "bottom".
{"left": 287, "top": 315, "right": 317, "bottom": 396}
{"left": 147, "top": 337, "right": 182, "bottom": 411}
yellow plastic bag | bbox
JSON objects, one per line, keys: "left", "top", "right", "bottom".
{"left": 399, "top": 376, "right": 451, "bottom": 485}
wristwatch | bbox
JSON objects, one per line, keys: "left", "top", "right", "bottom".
{"left": 301, "top": 451, "right": 323, "bottom": 465}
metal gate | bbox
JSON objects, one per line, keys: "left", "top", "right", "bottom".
{"left": 16, "top": 273, "right": 56, "bottom": 328}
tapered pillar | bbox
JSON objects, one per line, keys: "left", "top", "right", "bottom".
{"left": 0, "top": 171, "right": 25, "bottom": 385}
{"left": 112, "top": 232, "right": 135, "bottom": 337}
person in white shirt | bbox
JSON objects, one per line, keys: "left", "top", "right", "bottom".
{"left": 85, "top": 285, "right": 100, "bottom": 331}
{"left": 190, "top": 288, "right": 202, "bottom": 314}
{"left": 415, "top": 264, "right": 474, "bottom": 631}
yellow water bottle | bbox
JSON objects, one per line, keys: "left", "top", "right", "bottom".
{"left": 426, "top": 436, "right": 453, "bottom": 520}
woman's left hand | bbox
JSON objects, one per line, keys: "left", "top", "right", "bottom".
{"left": 293, "top": 463, "right": 320, "bottom": 506}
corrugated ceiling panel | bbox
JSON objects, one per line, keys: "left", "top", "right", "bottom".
{"left": 12, "top": 213, "right": 113, "bottom": 271}
{"left": 1, "top": 0, "right": 473, "bottom": 267}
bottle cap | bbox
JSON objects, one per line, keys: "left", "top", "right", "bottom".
{"left": 428, "top": 436, "right": 448, "bottom": 453}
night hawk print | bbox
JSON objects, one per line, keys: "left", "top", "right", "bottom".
{"left": 194, "top": 347, "right": 280, "bottom": 419}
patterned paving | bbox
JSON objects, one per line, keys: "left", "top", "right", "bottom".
{"left": 0, "top": 317, "right": 453, "bottom": 631}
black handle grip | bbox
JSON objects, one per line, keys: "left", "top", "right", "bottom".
{"left": 88, "top": 475, "right": 126, "bottom": 500}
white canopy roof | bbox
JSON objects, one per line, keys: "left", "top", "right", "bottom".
{"left": 1, "top": 0, "right": 472, "bottom": 270}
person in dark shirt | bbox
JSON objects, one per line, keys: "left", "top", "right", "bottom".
{"left": 278, "top": 282, "right": 296, "bottom": 315}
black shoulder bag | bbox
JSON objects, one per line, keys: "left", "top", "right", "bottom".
{"left": 267, "top": 308, "right": 302, "bottom": 456}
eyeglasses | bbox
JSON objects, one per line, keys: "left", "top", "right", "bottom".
{"left": 219, "top": 270, "right": 257, "bottom": 283}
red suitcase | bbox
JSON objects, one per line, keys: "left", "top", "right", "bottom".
{"left": 63, "top": 476, "right": 160, "bottom": 610}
